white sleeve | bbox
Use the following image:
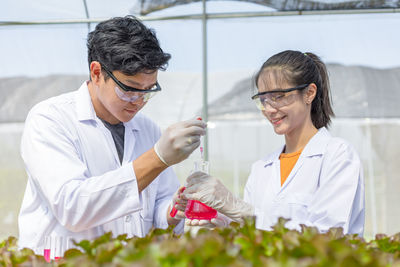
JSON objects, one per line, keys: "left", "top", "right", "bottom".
{"left": 21, "top": 107, "right": 142, "bottom": 232}
{"left": 302, "top": 143, "right": 365, "bottom": 235}
{"left": 244, "top": 162, "right": 260, "bottom": 210}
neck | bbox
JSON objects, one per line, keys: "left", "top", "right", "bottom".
{"left": 284, "top": 119, "right": 318, "bottom": 153}
{"left": 88, "top": 81, "right": 119, "bottom": 124}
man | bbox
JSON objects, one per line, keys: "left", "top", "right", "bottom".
{"left": 18, "top": 16, "right": 204, "bottom": 253}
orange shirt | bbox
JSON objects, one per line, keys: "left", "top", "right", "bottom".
{"left": 279, "top": 149, "right": 303, "bottom": 186}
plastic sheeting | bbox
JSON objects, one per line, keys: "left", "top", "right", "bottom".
{"left": 1, "top": 0, "right": 400, "bottom": 240}
{"left": 208, "top": 64, "right": 400, "bottom": 119}
{"left": 138, "top": 0, "right": 400, "bottom": 15}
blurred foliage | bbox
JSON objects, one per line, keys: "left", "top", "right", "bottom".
{"left": 2, "top": 218, "right": 400, "bottom": 266}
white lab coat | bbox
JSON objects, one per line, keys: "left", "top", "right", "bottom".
{"left": 18, "top": 82, "right": 182, "bottom": 253}
{"left": 244, "top": 127, "right": 365, "bottom": 235}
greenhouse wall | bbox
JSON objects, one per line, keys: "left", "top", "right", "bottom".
{"left": 1, "top": 0, "right": 400, "bottom": 242}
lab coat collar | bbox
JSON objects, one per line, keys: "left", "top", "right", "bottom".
{"left": 261, "top": 127, "right": 331, "bottom": 167}
{"left": 123, "top": 116, "right": 141, "bottom": 132}
{"left": 302, "top": 127, "right": 331, "bottom": 158}
{"left": 76, "top": 81, "right": 141, "bottom": 131}
{"left": 76, "top": 81, "right": 97, "bottom": 122}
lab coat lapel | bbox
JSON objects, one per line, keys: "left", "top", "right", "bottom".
{"left": 262, "top": 145, "right": 284, "bottom": 196}
{"left": 76, "top": 82, "right": 120, "bottom": 166}
{"left": 97, "top": 120, "right": 121, "bottom": 166}
{"left": 279, "top": 154, "right": 305, "bottom": 193}
{"left": 279, "top": 127, "right": 331, "bottom": 193}
{"left": 123, "top": 120, "right": 139, "bottom": 163}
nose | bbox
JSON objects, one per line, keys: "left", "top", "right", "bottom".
{"left": 130, "top": 96, "right": 146, "bottom": 105}
{"left": 263, "top": 102, "right": 278, "bottom": 114}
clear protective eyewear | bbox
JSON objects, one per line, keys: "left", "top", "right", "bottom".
{"left": 251, "top": 84, "right": 309, "bottom": 110}
{"left": 101, "top": 63, "right": 161, "bottom": 102}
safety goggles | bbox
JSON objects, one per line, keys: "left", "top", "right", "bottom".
{"left": 251, "top": 84, "right": 309, "bottom": 110}
{"left": 101, "top": 64, "right": 161, "bottom": 102}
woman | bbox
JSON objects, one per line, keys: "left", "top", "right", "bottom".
{"left": 183, "top": 50, "right": 365, "bottom": 235}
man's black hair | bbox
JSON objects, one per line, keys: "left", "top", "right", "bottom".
{"left": 87, "top": 15, "right": 171, "bottom": 76}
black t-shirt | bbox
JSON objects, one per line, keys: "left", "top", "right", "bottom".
{"left": 99, "top": 118, "right": 125, "bottom": 164}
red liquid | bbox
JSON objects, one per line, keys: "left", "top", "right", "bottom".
{"left": 170, "top": 187, "right": 186, "bottom": 218}
{"left": 44, "top": 249, "right": 51, "bottom": 262}
{"left": 55, "top": 257, "right": 62, "bottom": 261}
{"left": 170, "top": 206, "right": 178, "bottom": 217}
{"left": 185, "top": 200, "right": 217, "bottom": 220}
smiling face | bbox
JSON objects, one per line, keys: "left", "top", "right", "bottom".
{"left": 257, "top": 68, "right": 313, "bottom": 137}
{"left": 88, "top": 61, "right": 158, "bottom": 124}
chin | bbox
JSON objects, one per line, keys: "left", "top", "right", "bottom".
{"left": 272, "top": 124, "right": 289, "bottom": 135}
{"left": 116, "top": 112, "right": 137, "bottom": 123}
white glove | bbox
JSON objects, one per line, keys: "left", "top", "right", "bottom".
{"left": 169, "top": 186, "right": 187, "bottom": 220}
{"left": 154, "top": 119, "right": 206, "bottom": 166}
{"left": 183, "top": 171, "right": 254, "bottom": 223}
{"left": 185, "top": 212, "right": 231, "bottom": 229}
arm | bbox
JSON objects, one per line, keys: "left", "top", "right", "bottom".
{"left": 135, "top": 118, "right": 207, "bottom": 192}
{"left": 22, "top": 109, "right": 142, "bottom": 232}
{"left": 136, "top": 118, "right": 206, "bottom": 192}
{"left": 300, "top": 143, "right": 365, "bottom": 235}
{"left": 133, "top": 148, "right": 169, "bottom": 192}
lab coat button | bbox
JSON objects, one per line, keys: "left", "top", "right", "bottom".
{"left": 125, "top": 215, "right": 131, "bottom": 222}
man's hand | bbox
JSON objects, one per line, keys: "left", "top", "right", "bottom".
{"left": 154, "top": 119, "right": 206, "bottom": 166}
{"left": 167, "top": 186, "right": 187, "bottom": 225}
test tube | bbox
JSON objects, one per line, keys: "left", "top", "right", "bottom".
{"left": 43, "top": 236, "right": 51, "bottom": 262}
{"left": 54, "top": 236, "right": 63, "bottom": 261}
{"left": 65, "top": 236, "right": 74, "bottom": 251}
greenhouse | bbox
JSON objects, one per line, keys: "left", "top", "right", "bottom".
{"left": 1, "top": 0, "right": 400, "bottom": 264}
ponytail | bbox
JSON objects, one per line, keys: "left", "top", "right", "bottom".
{"left": 305, "top": 52, "right": 334, "bottom": 128}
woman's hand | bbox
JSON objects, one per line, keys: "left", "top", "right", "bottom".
{"left": 183, "top": 172, "right": 254, "bottom": 223}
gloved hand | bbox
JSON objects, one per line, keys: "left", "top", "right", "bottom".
{"left": 169, "top": 186, "right": 187, "bottom": 220}
{"left": 154, "top": 119, "right": 206, "bottom": 166}
{"left": 185, "top": 212, "right": 231, "bottom": 229}
{"left": 182, "top": 172, "right": 254, "bottom": 223}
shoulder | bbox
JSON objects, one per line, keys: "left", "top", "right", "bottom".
{"left": 325, "top": 135, "right": 361, "bottom": 164}
{"left": 308, "top": 127, "right": 361, "bottom": 164}
{"left": 25, "top": 91, "right": 77, "bottom": 124}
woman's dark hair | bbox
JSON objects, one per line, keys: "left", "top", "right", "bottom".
{"left": 255, "top": 50, "right": 334, "bottom": 129}
{"left": 87, "top": 15, "right": 171, "bottom": 76}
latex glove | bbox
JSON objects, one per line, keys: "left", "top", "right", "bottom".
{"left": 154, "top": 119, "right": 206, "bottom": 166}
{"left": 185, "top": 212, "right": 231, "bottom": 229}
{"left": 169, "top": 186, "right": 187, "bottom": 220}
{"left": 183, "top": 172, "right": 254, "bottom": 223}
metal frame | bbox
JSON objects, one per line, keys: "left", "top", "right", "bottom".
{"left": 1, "top": 8, "right": 399, "bottom": 26}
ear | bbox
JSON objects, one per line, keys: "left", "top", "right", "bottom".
{"left": 90, "top": 61, "right": 102, "bottom": 84}
{"left": 305, "top": 83, "right": 317, "bottom": 104}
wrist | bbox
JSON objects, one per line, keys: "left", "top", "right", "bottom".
{"left": 154, "top": 142, "right": 169, "bottom": 167}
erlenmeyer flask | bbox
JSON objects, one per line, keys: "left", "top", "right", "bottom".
{"left": 184, "top": 160, "right": 217, "bottom": 220}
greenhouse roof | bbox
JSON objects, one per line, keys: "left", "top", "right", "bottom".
{"left": 1, "top": 0, "right": 399, "bottom": 23}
